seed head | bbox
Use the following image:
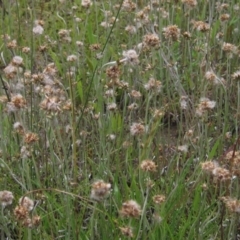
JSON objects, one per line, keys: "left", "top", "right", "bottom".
{"left": 140, "top": 159, "right": 157, "bottom": 172}
{"left": 19, "top": 196, "right": 34, "bottom": 211}
{"left": 90, "top": 180, "right": 111, "bottom": 201}
{"left": 119, "top": 200, "right": 141, "bottom": 218}
{"left": 163, "top": 25, "right": 181, "bottom": 42}
{"left": 0, "top": 191, "right": 14, "bottom": 208}
{"left": 24, "top": 132, "right": 39, "bottom": 144}
{"left": 130, "top": 122, "right": 145, "bottom": 136}
{"left": 122, "top": 50, "right": 139, "bottom": 65}
{"left": 119, "top": 226, "right": 134, "bottom": 238}
{"left": 152, "top": 195, "right": 166, "bottom": 204}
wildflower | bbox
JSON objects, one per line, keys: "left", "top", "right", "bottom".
{"left": 76, "top": 41, "right": 84, "bottom": 47}
{"left": 152, "top": 195, "right": 166, "bottom": 204}
{"left": 140, "top": 159, "right": 157, "bottom": 172}
{"left": 221, "top": 197, "right": 240, "bottom": 213}
{"left": 40, "top": 96, "right": 61, "bottom": 112}
{"left": 181, "top": 0, "right": 197, "bottom": 8}
{"left": 107, "top": 102, "right": 117, "bottom": 111}
{"left": 201, "top": 161, "right": 218, "bottom": 174}
{"left": 183, "top": 31, "right": 191, "bottom": 39}
{"left": 142, "top": 33, "right": 160, "bottom": 49}
{"left": 177, "top": 145, "right": 188, "bottom": 153}
{"left": 128, "top": 103, "right": 138, "bottom": 110}
{"left": 33, "top": 25, "right": 44, "bottom": 35}
{"left": 7, "top": 39, "right": 17, "bottom": 49}
{"left": 24, "top": 132, "right": 39, "bottom": 144}
{"left": 119, "top": 226, "right": 134, "bottom": 238}
{"left": 205, "top": 71, "right": 223, "bottom": 85}
{"left": 12, "top": 56, "right": 23, "bottom": 66}
{"left": 19, "top": 196, "right": 34, "bottom": 211}
{"left": 89, "top": 43, "right": 101, "bottom": 51}
{"left": 106, "top": 65, "right": 121, "bottom": 79}
{"left": 119, "top": 200, "right": 141, "bottom": 218}
{"left": 122, "top": 50, "right": 139, "bottom": 65}
{"left": 58, "top": 29, "right": 71, "bottom": 43}
{"left": 130, "top": 90, "right": 142, "bottom": 99}
{"left": 67, "top": 54, "right": 77, "bottom": 62}
{"left": 20, "top": 146, "right": 31, "bottom": 159}
{"left": 220, "top": 14, "right": 230, "bottom": 22}
{"left": 90, "top": 180, "right": 111, "bottom": 201}
{"left": 196, "top": 97, "right": 216, "bottom": 116}
{"left": 180, "top": 96, "right": 188, "bottom": 110}
{"left": 14, "top": 205, "right": 29, "bottom": 221}
{"left": 81, "top": 0, "right": 92, "bottom": 8}
{"left": 192, "top": 21, "right": 210, "bottom": 32}
{"left": 232, "top": 70, "right": 240, "bottom": 80}
{"left": 0, "top": 191, "right": 14, "bottom": 208}
{"left": 130, "top": 122, "right": 145, "bottom": 136}
{"left": 3, "top": 64, "right": 17, "bottom": 79}
{"left": 212, "top": 167, "right": 231, "bottom": 181}
{"left": 163, "top": 25, "right": 181, "bottom": 42}
{"left": 13, "top": 122, "right": 25, "bottom": 135}
{"left": 125, "top": 25, "right": 137, "bottom": 34}
{"left": 144, "top": 78, "right": 162, "bottom": 92}
{"left": 22, "top": 47, "right": 31, "bottom": 53}
{"left": 122, "top": 0, "right": 136, "bottom": 12}
{"left": 222, "top": 42, "right": 238, "bottom": 57}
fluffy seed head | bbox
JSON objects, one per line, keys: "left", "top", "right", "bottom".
{"left": 119, "top": 200, "right": 141, "bottom": 218}
{"left": 0, "top": 191, "right": 14, "bottom": 208}
{"left": 90, "top": 180, "right": 111, "bottom": 201}
{"left": 140, "top": 160, "right": 157, "bottom": 172}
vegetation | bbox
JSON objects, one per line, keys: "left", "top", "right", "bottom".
{"left": 1, "top": 0, "right": 240, "bottom": 239}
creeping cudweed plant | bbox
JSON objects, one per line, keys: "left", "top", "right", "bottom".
{"left": 1, "top": 0, "right": 240, "bottom": 239}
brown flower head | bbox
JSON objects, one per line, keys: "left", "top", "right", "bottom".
{"left": 153, "top": 195, "right": 166, "bottom": 204}
{"left": 0, "top": 191, "right": 14, "bottom": 208}
{"left": 163, "top": 25, "right": 181, "bottom": 42}
{"left": 119, "top": 200, "right": 141, "bottom": 218}
{"left": 130, "top": 122, "right": 145, "bottom": 136}
{"left": 90, "top": 180, "right": 111, "bottom": 201}
{"left": 119, "top": 226, "right": 134, "bottom": 238}
{"left": 19, "top": 196, "right": 34, "bottom": 212}
{"left": 140, "top": 159, "right": 157, "bottom": 172}
{"left": 221, "top": 196, "right": 240, "bottom": 213}
{"left": 24, "top": 132, "right": 39, "bottom": 144}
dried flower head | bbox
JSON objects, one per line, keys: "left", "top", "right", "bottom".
{"left": 181, "top": 0, "right": 197, "bottom": 8}
{"left": 106, "top": 65, "right": 121, "bottom": 79}
{"left": 122, "top": 50, "right": 139, "bottom": 65}
{"left": 196, "top": 97, "right": 216, "bottom": 116}
{"left": 13, "top": 122, "right": 25, "bottom": 135}
{"left": 192, "top": 21, "right": 210, "bottom": 32}
{"left": 163, "top": 25, "right": 181, "bottom": 42}
{"left": 82, "top": 0, "right": 92, "bottom": 8}
{"left": 152, "top": 195, "right": 166, "bottom": 204}
{"left": 212, "top": 167, "right": 231, "bottom": 181}
{"left": 14, "top": 205, "right": 29, "bottom": 221}
{"left": 12, "top": 56, "right": 23, "bottom": 66}
{"left": 142, "top": 33, "right": 160, "bottom": 49}
{"left": 144, "top": 78, "right": 162, "bottom": 92}
{"left": 221, "top": 196, "right": 240, "bottom": 213}
{"left": 19, "top": 196, "right": 34, "bottom": 212}
{"left": 122, "top": 0, "right": 136, "bottom": 12}
{"left": 0, "top": 191, "right": 14, "bottom": 208}
{"left": 222, "top": 42, "right": 238, "bottom": 57}
{"left": 24, "top": 132, "right": 39, "bottom": 144}
{"left": 130, "top": 122, "right": 145, "bottom": 136}
{"left": 90, "top": 180, "right": 111, "bottom": 201}
{"left": 130, "top": 90, "right": 142, "bottom": 99}
{"left": 125, "top": 25, "right": 137, "bottom": 34}
{"left": 201, "top": 161, "right": 218, "bottom": 174}
{"left": 220, "top": 13, "right": 230, "bottom": 22}
{"left": 119, "top": 200, "right": 141, "bottom": 218}
{"left": 205, "top": 71, "right": 224, "bottom": 85}
{"left": 119, "top": 226, "right": 134, "bottom": 238}
{"left": 232, "top": 70, "right": 240, "bottom": 80}
{"left": 140, "top": 159, "right": 157, "bottom": 172}
{"left": 3, "top": 64, "right": 17, "bottom": 79}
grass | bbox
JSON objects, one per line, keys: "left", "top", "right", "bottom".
{"left": 1, "top": 0, "right": 240, "bottom": 239}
